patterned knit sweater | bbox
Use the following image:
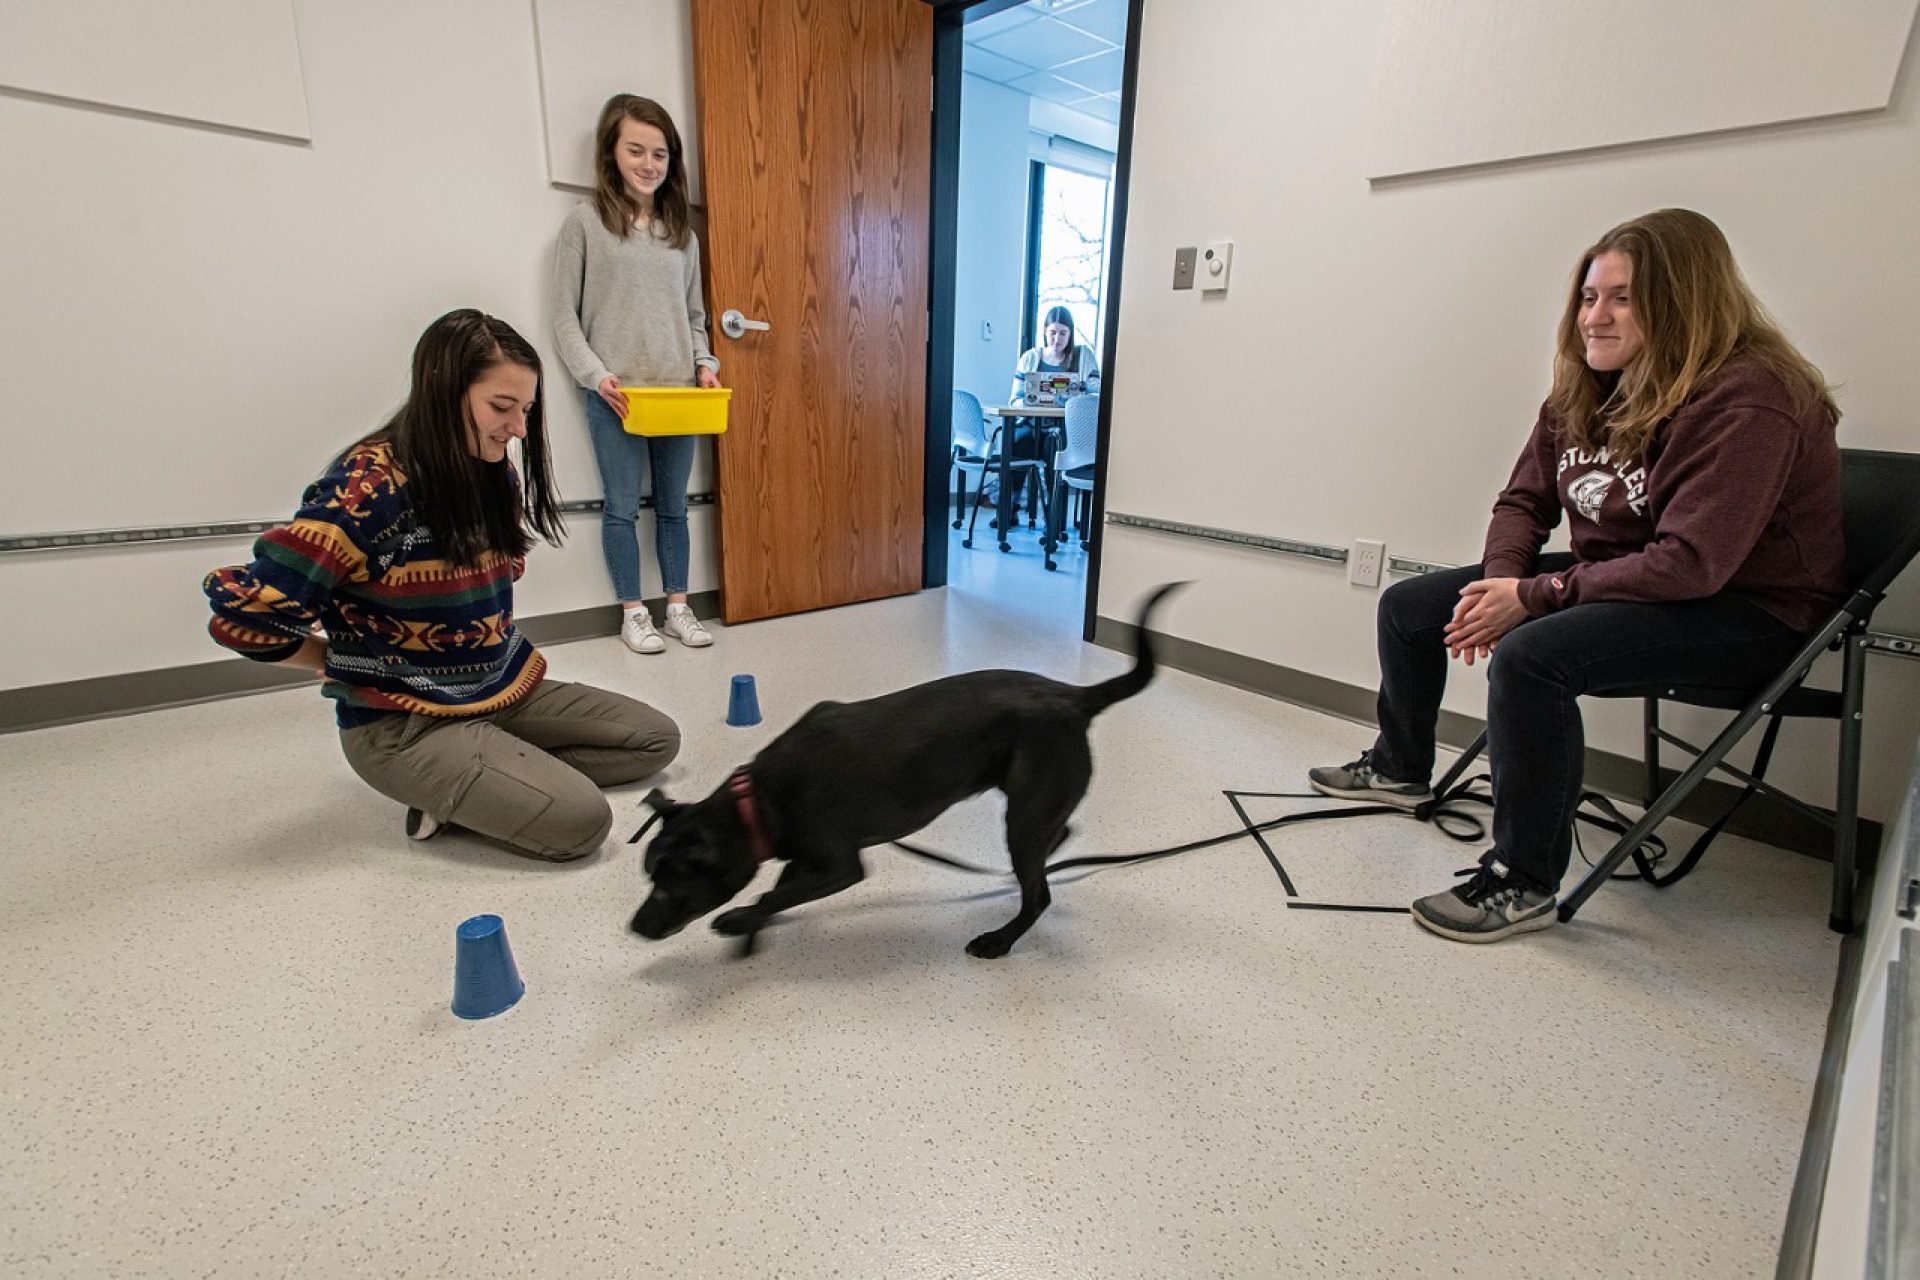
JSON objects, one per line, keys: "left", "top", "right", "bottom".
{"left": 203, "top": 438, "right": 546, "bottom": 729}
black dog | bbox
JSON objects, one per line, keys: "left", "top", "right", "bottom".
{"left": 630, "top": 582, "right": 1183, "bottom": 958}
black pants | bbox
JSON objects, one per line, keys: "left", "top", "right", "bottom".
{"left": 990, "top": 422, "right": 1050, "bottom": 517}
{"left": 975, "top": 424, "right": 1040, "bottom": 495}
{"left": 1369, "top": 556, "right": 1806, "bottom": 894}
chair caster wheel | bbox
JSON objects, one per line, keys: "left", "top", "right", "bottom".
{"left": 997, "top": 541, "right": 1011, "bottom": 553}
{"left": 950, "top": 519, "right": 962, "bottom": 530}
{"left": 961, "top": 537, "right": 974, "bottom": 549}
{"left": 1045, "top": 559, "right": 1057, "bottom": 571}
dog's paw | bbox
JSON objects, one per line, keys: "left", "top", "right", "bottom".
{"left": 965, "top": 931, "right": 1012, "bottom": 959}
{"left": 711, "top": 907, "right": 761, "bottom": 936}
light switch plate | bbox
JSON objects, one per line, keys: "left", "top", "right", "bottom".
{"left": 1201, "top": 240, "right": 1233, "bottom": 292}
{"left": 1173, "top": 246, "right": 1197, "bottom": 290}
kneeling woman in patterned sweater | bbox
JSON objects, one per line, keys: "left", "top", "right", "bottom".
{"left": 205, "top": 309, "right": 680, "bottom": 859}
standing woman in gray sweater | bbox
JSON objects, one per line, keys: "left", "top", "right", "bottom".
{"left": 552, "top": 94, "right": 720, "bottom": 655}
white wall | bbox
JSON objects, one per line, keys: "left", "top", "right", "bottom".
{"left": 0, "top": 0, "right": 717, "bottom": 689}
{"left": 532, "top": 0, "right": 701, "bottom": 197}
{"left": 1366, "top": 0, "right": 1917, "bottom": 179}
{"left": 0, "top": 0, "right": 312, "bottom": 140}
{"left": 951, "top": 72, "right": 1031, "bottom": 410}
{"left": 1098, "top": 1, "right": 1920, "bottom": 822}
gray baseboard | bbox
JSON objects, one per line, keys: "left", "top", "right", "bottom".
{"left": 0, "top": 591, "right": 719, "bottom": 735}
{"left": 1094, "top": 614, "right": 1882, "bottom": 865}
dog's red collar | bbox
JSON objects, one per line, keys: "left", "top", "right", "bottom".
{"left": 729, "top": 768, "right": 772, "bottom": 864}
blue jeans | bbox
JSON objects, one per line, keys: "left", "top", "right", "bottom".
{"left": 1369, "top": 556, "right": 1806, "bottom": 894}
{"left": 582, "top": 389, "right": 695, "bottom": 601}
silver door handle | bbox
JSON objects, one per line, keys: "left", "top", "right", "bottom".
{"left": 720, "top": 309, "right": 771, "bottom": 340}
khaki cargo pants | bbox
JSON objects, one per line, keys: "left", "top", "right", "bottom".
{"left": 340, "top": 679, "right": 680, "bottom": 860}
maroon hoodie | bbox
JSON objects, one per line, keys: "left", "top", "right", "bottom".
{"left": 1481, "top": 357, "right": 1845, "bottom": 634}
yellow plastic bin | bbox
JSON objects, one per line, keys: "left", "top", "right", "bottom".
{"left": 618, "top": 386, "right": 732, "bottom": 436}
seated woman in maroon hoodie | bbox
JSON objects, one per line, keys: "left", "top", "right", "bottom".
{"left": 1310, "top": 207, "right": 1845, "bottom": 943}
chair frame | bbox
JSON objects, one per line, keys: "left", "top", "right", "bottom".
{"left": 948, "top": 391, "right": 1052, "bottom": 552}
{"left": 951, "top": 429, "right": 1047, "bottom": 554}
{"left": 1417, "top": 447, "right": 1920, "bottom": 935}
{"left": 1043, "top": 394, "right": 1099, "bottom": 572}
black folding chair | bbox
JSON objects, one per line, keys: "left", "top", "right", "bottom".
{"left": 1421, "top": 448, "right": 1920, "bottom": 935}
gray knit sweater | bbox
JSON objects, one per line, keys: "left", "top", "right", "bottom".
{"left": 550, "top": 203, "right": 718, "bottom": 390}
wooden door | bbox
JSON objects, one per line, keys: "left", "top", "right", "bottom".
{"left": 691, "top": 0, "right": 932, "bottom": 623}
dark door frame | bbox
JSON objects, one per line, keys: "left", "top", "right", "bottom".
{"left": 923, "top": 0, "right": 1145, "bottom": 643}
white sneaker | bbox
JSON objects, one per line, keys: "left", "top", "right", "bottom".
{"left": 662, "top": 603, "right": 713, "bottom": 648}
{"left": 621, "top": 610, "right": 666, "bottom": 654}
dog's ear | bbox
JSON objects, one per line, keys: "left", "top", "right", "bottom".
{"left": 643, "top": 788, "right": 687, "bottom": 817}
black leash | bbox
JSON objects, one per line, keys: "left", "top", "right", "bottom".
{"left": 889, "top": 787, "right": 1484, "bottom": 879}
{"left": 626, "top": 772, "right": 1702, "bottom": 887}
{"left": 888, "top": 775, "right": 1680, "bottom": 884}
{"left": 894, "top": 798, "right": 1405, "bottom": 878}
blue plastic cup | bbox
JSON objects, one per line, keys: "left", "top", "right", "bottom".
{"left": 451, "top": 914, "right": 524, "bottom": 1020}
{"left": 727, "top": 674, "right": 762, "bottom": 727}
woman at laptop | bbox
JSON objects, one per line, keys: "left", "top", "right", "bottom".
{"left": 1010, "top": 305, "right": 1101, "bottom": 409}
{"left": 999, "top": 306, "right": 1101, "bottom": 519}
{"left": 1308, "top": 208, "right": 1844, "bottom": 944}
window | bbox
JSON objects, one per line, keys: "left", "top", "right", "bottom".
{"left": 1023, "top": 143, "right": 1115, "bottom": 355}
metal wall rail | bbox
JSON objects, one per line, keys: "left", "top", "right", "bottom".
{"left": 1103, "top": 510, "right": 1347, "bottom": 565}
{"left": 1104, "top": 511, "right": 1920, "bottom": 655}
{"left": 0, "top": 494, "right": 716, "bottom": 554}
{"left": 1388, "top": 555, "right": 1455, "bottom": 577}
{"left": 1104, "top": 512, "right": 1458, "bottom": 576}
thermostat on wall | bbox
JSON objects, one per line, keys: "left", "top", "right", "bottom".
{"left": 1201, "top": 240, "right": 1233, "bottom": 292}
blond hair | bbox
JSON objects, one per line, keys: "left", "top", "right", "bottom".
{"left": 1547, "top": 208, "right": 1836, "bottom": 460}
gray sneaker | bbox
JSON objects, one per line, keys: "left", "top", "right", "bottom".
{"left": 1307, "top": 750, "right": 1432, "bottom": 809}
{"left": 1411, "top": 861, "right": 1557, "bottom": 942}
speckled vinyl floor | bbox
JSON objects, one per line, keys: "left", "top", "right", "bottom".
{"left": 1, "top": 535, "right": 1838, "bottom": 1277}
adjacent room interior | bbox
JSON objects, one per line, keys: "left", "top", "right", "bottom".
{"left": 943, "top": 0, "right": 1128, "bottom": 638}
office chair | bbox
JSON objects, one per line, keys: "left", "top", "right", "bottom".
{"left": 951, "top": 390, "right": 1045, "bottom": 553}
{"left": 1044, "top": 393, "right": 1100, "bottom": 572}
{"left": 1421, "top": 448, "right": 1920, "bottom": 935}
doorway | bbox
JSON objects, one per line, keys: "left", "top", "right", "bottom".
{"left": 925, "top": 0, "right": 1144, "bottom": 642}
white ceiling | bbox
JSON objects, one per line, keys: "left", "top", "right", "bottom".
{"left": 963, "top": 0, "right": 1128, "bottom": 124}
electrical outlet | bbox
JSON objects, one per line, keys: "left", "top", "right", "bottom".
{"left": 1348, "top": 539, "right": 1385, "bottom": 587}
{"left": 981, "top": 320, "right": 994, "bottom": 341}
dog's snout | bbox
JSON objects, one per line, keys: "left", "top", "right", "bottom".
{"left": 631, "top": 902, "right": 687, "bottom": 940}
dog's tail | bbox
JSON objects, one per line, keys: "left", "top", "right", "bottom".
{"left": 1077, "top": 581, "right": 1187, "bottom": 718}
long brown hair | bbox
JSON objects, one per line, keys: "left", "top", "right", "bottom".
{"left": 370, "top": 310, "right": 565, "bottom": 568}
{"left": 591, "top": 94, "right": 692, "bottom": 249}
{"left": 1547, "top": 208, "right": 1836, "bottom": 461}
{"left": 1041, "top": 305, "right": 1086, "bottom": 371}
